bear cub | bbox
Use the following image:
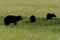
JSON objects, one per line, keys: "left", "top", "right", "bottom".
{"left": 47, "top": 13, "right": 56, "bottom": 19}
{"left": 30, "top": 15, "right": 36, "bottom": 22}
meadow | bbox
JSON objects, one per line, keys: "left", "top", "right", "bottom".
{"left": 0, "top": 0, "right": 60, "bottom": 40}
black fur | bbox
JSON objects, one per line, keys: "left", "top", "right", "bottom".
{"left": 4, "top": 15, "right": 22, "bottom": 25}
{"left": 47, "top": 13, "right": 56, "bottom": 19}
{"left": 30, "top": 15, "right": 36, "bottom": 22}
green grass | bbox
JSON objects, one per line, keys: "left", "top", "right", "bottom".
{"left": 0, "top": 0, "right": 60, "bottom": 40}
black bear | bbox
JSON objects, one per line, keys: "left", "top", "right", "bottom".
{"left": 4, "top": 15, "right": 23, "bottom": 25}
{"left": 47, "top": 13, "right": 56, "bottom": 19}
{"left": 30, "top": 15, "right": 36, "bottom": 22}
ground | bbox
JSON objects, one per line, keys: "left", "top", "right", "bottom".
{"left": 0, "top": 0, "right": 60, "bottom": 40}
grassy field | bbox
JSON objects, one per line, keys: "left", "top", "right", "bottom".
{"left": 0, "top": 0, "right": 60, "bottom": 40}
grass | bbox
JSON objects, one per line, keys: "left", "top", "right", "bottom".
{"left": 0, "top": 0, "right": 60, "bottom": 40}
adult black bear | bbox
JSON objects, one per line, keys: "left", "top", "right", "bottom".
{"left": 47, "top": 13, "right": 56, "bottom": 19}
{"left": 30, "top": 15, "right": 36, "bottom": 22}
{"left": 4, "top": 15, "right": 23, "bottom": 25}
